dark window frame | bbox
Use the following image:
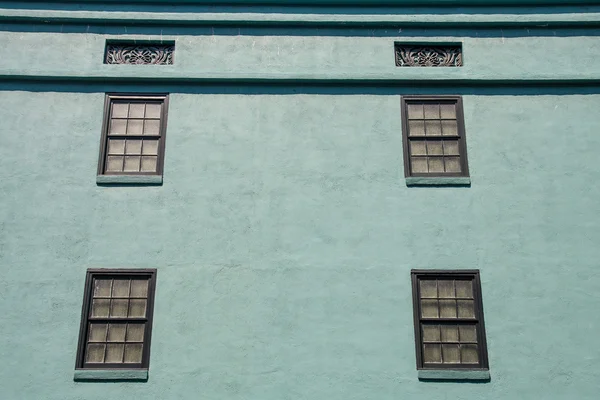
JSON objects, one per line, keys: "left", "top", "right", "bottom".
{"left": 411, "top": 269, "right": 489, "bottom": 370}
{"left": 75, "top": 269, "right": 157, "bottom": 370}
{"left": 401, "top": 95, "right": 470, "bottom": 178}
{"left": 97, "top": 93, "right": 169, "bottom": 176}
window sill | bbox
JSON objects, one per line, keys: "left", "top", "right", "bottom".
{"left": 406, "top": 176, "right": 471, "bottom": 186}
{"left": 418, "top": 369, "right": 490, "bottom": 381}
{"left": 74, "top": 369, "right": 148, "bottom": 381}
{"left": 96, "top": 175, "right": 163, "bottom": 185}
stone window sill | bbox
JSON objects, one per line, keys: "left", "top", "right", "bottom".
{"left": 406, "top": 176, "right": 471, "bottom": 186}
{"left": 96, "top": 175, "right": 163, "bottom": 185}
{"left": 74, "top": 369, "right": 148, "bottom": 381}
{"left": 418, "top": 369, "right": 490, "bottom": 381}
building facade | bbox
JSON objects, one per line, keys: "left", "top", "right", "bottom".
{"left": 1, "top": 1, "right": 599, "bottom": 399}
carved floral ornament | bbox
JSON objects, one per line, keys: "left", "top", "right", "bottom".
{"left": 395, "top": 45, "right": 463, "bottom": 67}
{"left": 105, "top": 44, "right": 174, "bottom": 65}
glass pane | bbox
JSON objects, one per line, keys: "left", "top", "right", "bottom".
{"left": 105, "top": 344, "right": 124, "bottom": 363}
{"left": 111, "top": 103, "right": 129, "bottom": 118}
{"left": 129, "top": 299, "right": 147, "bottom": 318}
{"left": 107, "top": 139, "right": 125, "bottom": 155}
{"left": 107, "top": 323, "right": 127, "bottom": 342}
{"left": 443, "top": 140, "right": 460, "bottom": 156}
{"left": 110, "top": 299, "right": 129, "bottom": 318}
{"left": 439, "top": 300, "right": 457, "bottom": 318}
{"left": 440, "top": 103, "right": 456, "bottom": 119}
{"left": 127, "top": 119, "right": 144, "bottom": 135}
{"left": 445, "top": 157, "right": 461, "bottom": 173}
{"left": 419, "top": 280, "right": 437, "bottom": 298}
{"left": 457, "top": 300, "right": 475, "bottom": 318}
{"left": 145, "top": 103, "right": 162, "bottom": 119}
{"left": 428, "top": 158, "right": 444, "bottom": 173}
{"left": 441, "top": 120, "right": 458, "bottom": 136}
{"left": 130, "top": 280, "right": 148, "bottom": 298}
{"left": 438, "top": 280, "right": 455, "bottom": 298}
{"left": 455, "top": 280, "right": 473, "bottom": 298}
{"left": 441, "top": 325, "right": 459, "bottom": 342}
{"left": 124, "top": 344, "right": 144, "bottom": 363}
{"left": 125, "top": 140, "right": 143, "bottom": 155}
{"left": 142, "top": 140, "right": 159, "bottom": 155}
{"left": 88, "top": 323, "right": 108, "bottom": 342}
{"left": 422, "top": 325, "right": 440, "bottom": 342}
{"left": 105, "top": 156, "right": 124, "bottom": 172}
{"left": 86, "top": 344, "right": 105, "bottom": 363}
{"left": 124, "top": 156, "right": 141, "bottom": 172}
{"left": 461, "top": 344, "right": 479, "bottom": 364}
{"left": 93, "top": 279, "right": 112, "bottom": 298}
{"left": 141, "top": 156, "right": 158, "bottom": 172}
{"left": 144, "top": 120, "right": 161, "bottom": 135}
{"left": 408, "top": 121, "right": 425, "bottom": 136}
{"left": 421, "top": 299, "right": 438, "bottom": 318}
{"left": 425, "top": 121, "right": 442, "bottom": 136}
{"left": 426, "top": 141, "right": 443, "bottom": 156}
{"left": 112, "top": 279, "right": 130, "bottom": 297}
{"left": 442, "top": 344, "right": 460, "bottom": 364}
{"left": 126, "top": 324, "right": 145, "bottom": 342}
{"left": 459, "top": 325, "right": 477, "bottom": 343}
{"left": 424, "top": 104, "right": 440, "bottom": 119}
{"left": 407, "top": 104, "right": 424, "bottom": 119}
{"left": 128, "top": 103, "right": 145, "bottom": 118}
{"left": 109, "top": 119, "right": 127, "bottom": 135}
{"left": 91, "top": 299, "right": 110, "bottom": 318}
{"left": 423, "top": 344, "right": 442, "bottom": 363}
{"left": 411, "top": 158, "right": 428, "bottom": 173}
{"left": 409, "top": 141, "right": 426, "bottom": 156}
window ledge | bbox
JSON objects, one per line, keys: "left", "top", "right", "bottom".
{"left": 406, "top": 176, "right": 471, "bottom": 186}
{"left": 96, "top": 175, "right": 163, "bottom": 185}
{"left": 74, "top": 369, "right": 148, "bottom": 381}
{"left": 418, "top": 369, "right": 490, "bottom": 381}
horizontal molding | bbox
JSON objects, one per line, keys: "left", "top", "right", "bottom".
{"left": 418, "top": 369, "right": 490, "bottom": 380}
{"left": 33, "top": 1, "right": 600, "bottom": 5}
{"left": 1, "top": 9, "right": 600, "bottom": 28}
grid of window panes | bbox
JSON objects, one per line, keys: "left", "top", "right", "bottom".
{"left": 104, "top": 100, "right": 163, "bottom": 174}
{"left": 406, "top": 101, "right": 463, "bottom": 175}
{"left": 85, "top": 278, "right": 149, "bottom": 365}
{"left": 418, "top": 278, "right": 481, "bottom": 366}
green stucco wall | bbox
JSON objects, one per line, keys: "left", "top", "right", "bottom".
{"left": 1, "top": 2, "right": 600, "bottom": 399}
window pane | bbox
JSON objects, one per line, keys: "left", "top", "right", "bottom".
{"left": 107, "top": 324, "right": 127, "bottom": 342}
{"left": 407, "top": 104, "right": 424, "bottom": 119}
{"left": 105, "top": 344, "right": 124, "bottom": 363}
{"left": 140, "top": 156, "right": 158, "bottom": 172}
{"left": 124, "top": 156, "right": 141, "bottom": 172}
{"left": 421, "top": 299, "right": 438, "bottom": 318}
{"left": 409, "top": 141, "right": 426, "bottom": 156}
{"left": 144, "top": 120, "right": 161, "bottom": 135}
{"left": 441, "top": 120, "right": 458, "bottom": 136}
{"left": 110, "top": 299, "right": 129, "bottom": 318}
{"left": 88, "top": 323, "right": 108, "bottom": 342}
{"left": 145, "top": 103, "right": 162, "bottom": 119}
{"left": 111, "top": 103, "right": 129, "bottom": 118}
{"left": 107, "top": 139, "right": 125, "bottom": 155}
{"left": 127, "top": 119, "right": 144, "bottom": 135}
{"left": 457, "top": 300, "right": 475, "bottom": 318}
{"left": 461, "top": 344, "right": 479, "bottom": 364}
{"left": 109, "top": 119, "right": 127, "bottom": 135}
{"left": 423, "top": 344, "right": 442, "bottom": 363}
{"left": 86, "top": 344, "right": 106, "bottom": 363}
{"left": 112, "top": 279, "right": 130, "bottom": 297}
{"left": 442, "top": 344, "right": 460, "bottom": 363}
{"left": 439, "top": 300, "right": 457, "bottom": 318}
{"left": 428, "top": 158, "right": 444, "bottom": 173}
{"left": 130, "top": 280, "right": 148, "bottom": 298}
{"left": 425, "top": 121, "right": 442, "bottom": 136}
{"left": 424, "top": 104, "right": 440, "bottom": 119}
{"left": 419, "top": 280, "right": 437, "bottom": 298}
{"left": 129, "top": 299, "right": 147, "bottom": 318}
{"left": 93, "top": 279, "right": 112, "bottom": 298}
{"left": 459, "top": 325, "right": 477, "bottom": 343}
{"left": 91, "top": 299, "right": 110, "bottom": 318}
{"left": 443, "top": 140, "right": 460, "bottom": 156}
{"left": 126, "top": 324, "right": 145, "bottom": 342}
{"left": 142, "top": 140, "right": 159, "bottom": 156}
{"left": 441, "top": 325, "right": 459, "bottom": 342}
{"left": 437, "top": 280, "right": 455, "bottom": 298}
{"left": 422, "top": 325, "right": 440, "bottom": 342}
{"left": 426, "top": 141, "right": 443, "bottom": 156}
{"left": 411, "top": 158, "right": 428, "bottom": 173}
{"left": 105, "top": 156, "right": 124, "bottom": 172}
{"left": 455, "top": 280, "right": 473, "bottom": 298}
{"left": 128, "top": 103, "right": 145, "bottom": 118}
{"left": 408, "top": 121, "right": 425, "bottom": 136}
{"left": 124, "top": 344, "right": 144, "bottom": 363}
{"left": 445, "top": 157, "right": 461, "bottom": 173}
{"left": 125, "top": 140, "right": 143, "bottom": 155}
{"left": 440, "top": 103, "right": 456, "bottom": 119}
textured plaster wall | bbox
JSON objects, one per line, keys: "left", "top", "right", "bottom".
{"left": 0, "top": 90, "right": 599, "bottom": 399}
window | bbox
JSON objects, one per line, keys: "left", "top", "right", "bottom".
{"left": 98, "top": 94, "right": 168, "bottom": 176}
{"left": 75, "top": 269, "right": 157, "bottom": 370}
{"left": 401, "top": 96, "right": 469, "bottom": 177}
{"left": 411, "top": 270, "right": 488, "bottom": 370}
